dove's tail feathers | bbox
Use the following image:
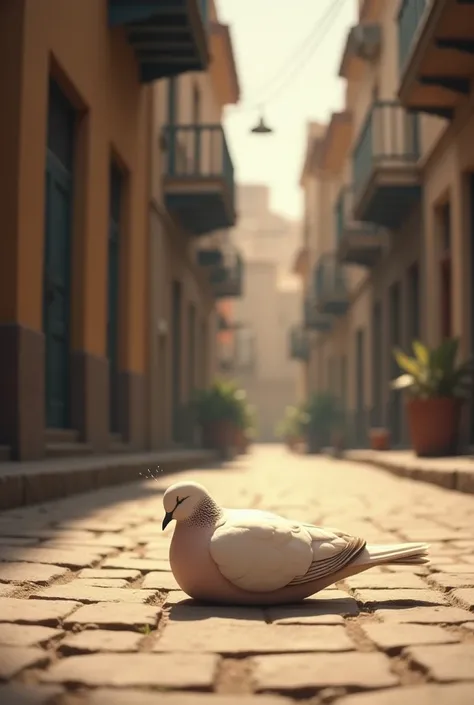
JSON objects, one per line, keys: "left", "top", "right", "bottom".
{"left": 353, "top": 542, "right": 430, "bottom": 568}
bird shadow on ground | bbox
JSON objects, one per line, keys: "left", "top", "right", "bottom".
{"left": 0, "top": 459, "right": 242, "bottom": 564}
{"left": 166, "top": 595, "right": 439, "bottom": 621}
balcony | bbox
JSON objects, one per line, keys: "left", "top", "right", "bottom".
{"left": 197, "top": 248, "right": 224, "bottom": 268}
{"left": 303, "top": 299, "right": 333, "bottom": 333}
{"left": 313, "top": 253, "right": 349, "bottom": 316}
{"left": 163, "top": 124, "right": 236, "bottom": 236}
{"left": 289, "top": 326, "right": 309, "bottom": 362}
{"left": 217, "top": 313, "right": 242, "bottom": 331}
{"left": 352, "top": 101, "right": 421, "bottom": 229}
{"left": 292, "top": 246, "right": 310, "bottom": 278}
{"left": 398, "top": 0, "right": 474, "bottom": 120}
{"left": 108, "top": 0, "right": 209, "bottom": 82}
{"left": 209, "top": 253, "right": 243, "bottom": 299}
{"left": 335, "top": 186, "right": 388, "bottom": 267}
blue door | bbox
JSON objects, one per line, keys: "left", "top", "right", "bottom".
{"left": 107, "top": 164, "right": 122, "bottom": 433}
{"left": 172, "top": 280, "right": 182, "bottom": 442}
{"left": 389, "top": 281, "right": 402, "bottom": 445}
{"left": 371, "top": 301, "right": 383, "bottom": 426}
{"left": 43, "top": 80, "right": 75, "bottom": 429}
{"left": 355, "top": 329, "right": 366, "bottom": 447}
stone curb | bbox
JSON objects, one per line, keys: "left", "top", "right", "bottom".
{"left": 0, "top": 450, "right": 218, "bottom": 511}
{"left": 344, "top": 450, "right": 474, "bottom": 496}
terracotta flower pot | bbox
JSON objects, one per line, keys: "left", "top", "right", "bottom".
{"left": 234, "top": 427, "right": 249, "bottom": 454}
{"left": 201, "top": 420, "right": 235, "bottom": 451}
{"left": 406, "top": 397, "right": 462, "bottom": 457}
{"left": 331, "top": 429, "right": 345, "bottom": 449}
{"left": 285, "top": 436, "right": 297, "bottom": 451}
{"left": 369, "top": 427, "right": 391, "bottom": 451}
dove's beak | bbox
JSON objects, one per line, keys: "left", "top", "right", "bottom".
{"left": 162, "top": 512, "right": 173, "bottom": 531}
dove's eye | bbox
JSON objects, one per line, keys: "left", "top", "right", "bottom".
{"left": 174, "top": 496, "right": 188, "bottom": 510}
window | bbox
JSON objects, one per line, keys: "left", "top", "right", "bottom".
{"left": 407, "top": 263, "right": 420, "bottom": 341}
{"left": 168, "top": 78, "right": 178, "bottom": 125}
{"left": 188, "top": 304, "right": 196, "bottom": 397}
{"left": 192, "top": 83, "right": 201, "bottom": 124}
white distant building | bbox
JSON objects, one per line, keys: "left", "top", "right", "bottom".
{"left": 221, "top": 184, "right": 301, "bottom": 441}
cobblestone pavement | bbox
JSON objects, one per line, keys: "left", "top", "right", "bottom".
{"left": 0, "top": 445, "right": 474, "bottom": 704}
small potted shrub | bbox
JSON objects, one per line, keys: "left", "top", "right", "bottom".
{"left": 391, "top": 338, "right": 473, "bottom": 457}
{"left": 369, "top": 427, "right": 391, "bottom": 451}
{"left": 303, "top": 392, "right": 344, "bottom": 454}
{"left": 275, "top": 405, "right": 307, "bottom": 451}
{"left": 192, "top": 380, "right": 245, "bottom": 456}
{"left": 233, "top": 398, "right": 256, "bottom": 454}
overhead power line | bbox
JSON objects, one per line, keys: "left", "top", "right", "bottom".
{"left": 230, "top": 0, "right": 348, "bottom": 114}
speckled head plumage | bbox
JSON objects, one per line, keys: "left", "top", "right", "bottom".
{"left": 162, "top": 481, "right": 221, "bottom": 530}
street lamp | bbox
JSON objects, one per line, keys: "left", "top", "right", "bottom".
{"left": 250, "top": 112, "right": 273, "bottom": 135}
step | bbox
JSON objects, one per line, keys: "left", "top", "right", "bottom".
{"left": 0, "top": 449, "right": 218, "bottom": 510}
{"left": 46, "top": 442, "right": 93, "bottom": 459}
{"left": 108, "top": 432, "right": 133, "bottom": 454}
{"left": 109, "top": 441, "right": 133, "bottom": 454}
{"left": 0, "top": 446, "right": 11, "bottom": 462}
{"left": 45, "top": 428, "right": 80, "bottom": 444}
{"left": 345, "top": 449, "right": 474, "bottom": 496}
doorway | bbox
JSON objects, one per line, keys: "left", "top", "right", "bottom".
{"left": 371, "top": 301, "right": 383, "bottom": 427}
{"left": 407, "top": 262, "right": 420, "bottom": 341}
{"left": 355, "top": 329, "right": 365, "bottom": 447}
{"left": 188, "top": 303, "right": 196, "bottom": 399}
{"left": 389, "top": 281, "right": 402, "bottom": 445}
{"left": 469, "top": 176, "right": 474, "bottom": 444}
{"left": 439, "top": 202, "right": 452, "bottom": 339}
{"left": 107, "top": 162, "right": 123, "bottom": 434}
{"left": 43, "top": 79, "right": 76, "bottom": 429}
{"left": 171, "top": 280, "right": 182, "bottom": 442}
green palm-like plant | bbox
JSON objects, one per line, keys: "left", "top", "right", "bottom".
{"left": 303, "top": 392, "right": 344, "bottom": 448}
{"left": 275, "top": 404, "right": 308, "bottom": 439}
{"left": 192, "top": 379, "right": 247, "bottom": 425}
{"left": 391, "top": 338, "right": 474, "bottom": 399}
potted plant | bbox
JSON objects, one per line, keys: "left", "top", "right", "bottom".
{"left": 275, "top": 405, "right": 307, "bottom": 451}
{"left": 192, "top": 380, "right": 246, "bottom": 456}
{"left": 232, "top": 396, "right": 256, "bottom": 454}
{"left": 391, "top": 338, "right": 473, "bottom": 457}
{"left": 303, "top": 392, "right": 344, "bottom": 454}
{"left": 369, "top": 427, "right": 391, "bottom": 451}
{"left": 239, "top": 403, "right": 257, "bottom": 453}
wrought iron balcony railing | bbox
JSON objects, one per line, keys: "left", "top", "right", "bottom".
{"left": 353, "top": 100, "right": 420, "bottom": 199}
{"left": 313, "top": 253, "right": 349, "bottom": 315}
{"left": 303, "top": 298, "right": 332, "bottom": 332}
{"left": 163, "top": 123, "right": 236, "bottom": 234}
{"left": 165, "top": 124, "right": 234, "bottom": 197}
{"left": 335, "top": 186, "right": 379, "bottom": 244}
{"left": 209, "top": 252, "right": 243, "bottom": 298}
{"left": 289, "top": 325, "right": 309, "bottom": 361}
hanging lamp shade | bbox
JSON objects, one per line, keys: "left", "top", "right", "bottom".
{"left": 250, "top": 115, "right": 273, "bottom": 134}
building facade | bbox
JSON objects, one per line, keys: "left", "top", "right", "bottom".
{"left": 291, "top": 0, "right": 474, "bottom": 449}
{"left": 219, "top": 185, "right": 300, "bottom": 440}
{"left": 0, "top": 0, "right": 240, "bottom": 460}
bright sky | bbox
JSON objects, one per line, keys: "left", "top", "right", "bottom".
{"left": 216, "top": 0, "right": 357, "bottom": 221}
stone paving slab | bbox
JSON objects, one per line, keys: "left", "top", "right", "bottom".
{"left": 0, "top": 446, "right": 473, "bottom": 702}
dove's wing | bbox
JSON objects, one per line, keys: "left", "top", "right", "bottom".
{"left": 287, "top": 524, "right": 366, "bottom": 585}
{"left": 209, "top": 510, "right": 314, "bottom": 592}
{"left": 209, "top": 511, "right": 367, "bottom": 592}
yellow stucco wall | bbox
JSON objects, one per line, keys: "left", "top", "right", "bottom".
{"left": 0, "top": 0, "right": 149, "bottom": 373}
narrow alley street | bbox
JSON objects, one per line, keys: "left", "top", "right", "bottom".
{"left": 0, "top": 445, "right": 473, "bottom": 704}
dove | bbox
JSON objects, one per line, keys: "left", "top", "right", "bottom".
{"left": 162, "top": 481, "right": 429, "bottom": 605}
